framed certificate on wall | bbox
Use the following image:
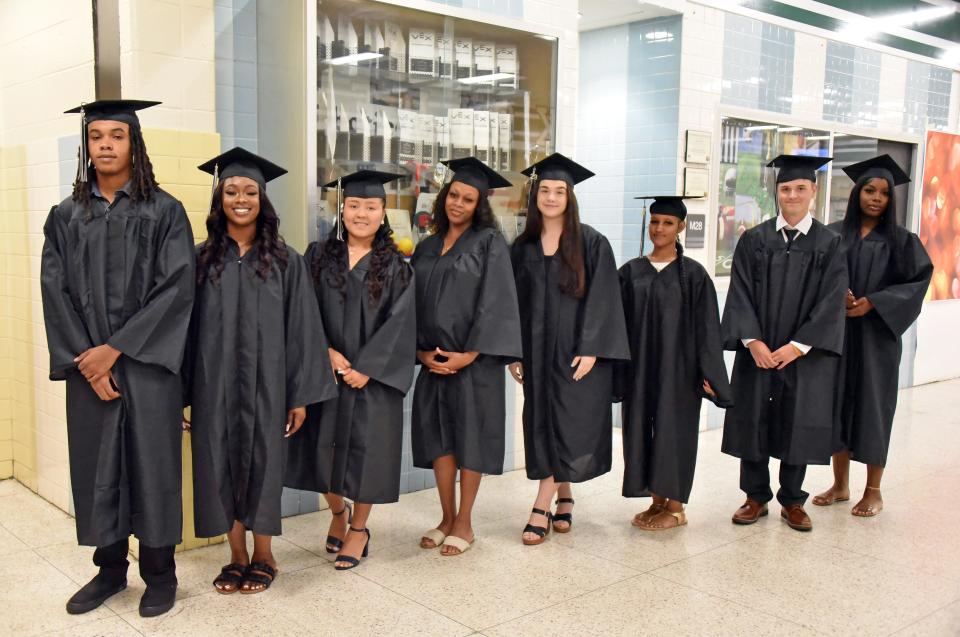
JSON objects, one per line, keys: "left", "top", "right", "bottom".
{"left": 685, "top": 130, "right": 711, "bottom": 164}
{"left": 683, "top": 167, "right": 709, "bottom": 197}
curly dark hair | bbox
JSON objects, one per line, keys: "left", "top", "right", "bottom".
{"left": 311, "top": 201, "right": 409, "bottom": 303}
{"left": 429, "top": 181, "right": 498, "bottom": 235}
{"left": 515, "top": 182, "right": 586, "bottom": 298}
{"left": 841, "top": 173, "right": 904, "bottom": 280}
{"left": 71, "top": 125, "right": 159, "bottom": 217}
{"left": 196, "top": 180, "right": 289, "bottom": 285}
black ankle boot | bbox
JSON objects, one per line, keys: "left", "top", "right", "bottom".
{"left": 66, "top": 573, "right": 127, "bottom": 614}
{"left": 139, "top": 582, "right": 177, "bottom": 617}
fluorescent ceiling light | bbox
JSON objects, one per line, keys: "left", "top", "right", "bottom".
{"left": 777, "top": 126, "right": 803, "bottom": 132}
{"left": 941, "top": 46, "right": 960, "bottom": 64}
{"left": 842, "top": 6, "right": 953, "bottom": 40}
{"left": 743, "top": 125, "right": 777, "bottom": 131}
{"left": 327, "top": 52, "right": 383, "bottom": 65}
{"left": 458, "top": 73, "right": 515, "bottom": 84}
{"left": 644, "top": 31, "right": 674, "bottom": 41}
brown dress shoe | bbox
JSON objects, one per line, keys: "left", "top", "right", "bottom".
{"left": 781, "top": 504, "right": 812, "bottom": 531}
{"left": 732, "top": 499, "right": 769, "bottom": 525}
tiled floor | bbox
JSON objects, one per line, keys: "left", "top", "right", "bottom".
{"left": 3, "top": 378, "right": 960, "bottom": 636}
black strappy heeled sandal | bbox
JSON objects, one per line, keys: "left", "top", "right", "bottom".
{"left": 239, "top": 561, "right": 277, "bottom": 594}
{"left": 326, "top": 501, "right": 353, "bottom": 554}
{"left": 553, "top": 497, "right": 575, "bottom": 533}
{"left": 335, "top": 527, "right": 371, "bottom": 571}
{"left": 522, "top": 507, "right": 553, "bottom": 546}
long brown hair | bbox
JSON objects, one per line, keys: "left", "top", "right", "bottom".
{"left": 516, "top": 183, "right": 586, "bottom": 298}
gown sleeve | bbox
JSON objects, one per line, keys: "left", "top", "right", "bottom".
{"left": 720, "top": 231, "right": 763, "bottom": 350}
{"left": 611, "top": 263, "right": 635, "bottom": 403}
{"left": 693, "top": 268, "right": 734, "bottom": 407}
{"left": 463, "top": 232, "right": 523, "bottom": 361}
{"left": 283, "top": 247, "right": 338, "bottom": 410}
{"left": 40, "top": 205, "right": 94, "bottom": 380}
{"left": 106, "top": 200, "right": 196, "bottom": 373}
{"left": 351, "top": 259, "right": 417, "bottom": 393}
{"left": 866, "top": 232, "right": 933, "bottom": 337}
{"left": 791, "top": 234, "right": 848, "bottom": 355}
{"left": 577, "top": 232, "right": 631, "bottom": 361}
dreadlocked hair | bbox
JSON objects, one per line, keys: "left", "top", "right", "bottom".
{"left": 840, "top": 174, "right": 904, "bottom": 281}
{"left": 196, "top": 181, "right": 289, "bottom": 285}
{"left": 71, "top": 125, "right": 159, "bottom": 218}
{"left": 515, "top": 182, "right": 586, "bottom": 298}
{"left": 430, "top": 181, "right": 498, "bottom": 235}
{"left": 311, "top": 202, "right": 409, "bottom": 303}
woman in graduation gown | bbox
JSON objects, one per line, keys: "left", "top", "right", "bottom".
{"left": 617, "top": 196, "right": 733, "bottom": 530}
{"left": 510, "top": 153, "right": 630, "bottom": 545}
{"left": 813, "top": 155, "right": 932, "bottom": 517}
{"left": 184, "top": 148, "right": 336, "bottom": 594}
{"left": 411, "top": 158, "right": 522, "bottom": 556}
{"left": 286, "top": 170, "right": 416, "bottom": 570}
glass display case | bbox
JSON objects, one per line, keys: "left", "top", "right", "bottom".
{"left": 311, "top": 0, "right": 558, "bottom": 253}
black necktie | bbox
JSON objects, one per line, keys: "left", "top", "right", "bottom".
{"left": 784, "top": 228, "right": 799, "bottom": 249}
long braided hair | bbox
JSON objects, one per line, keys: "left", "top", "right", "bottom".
{"left": 196, "top": 181, "right": 289, "bottom": 285}
{"left": 840, "top": 174, "right": 904, "bottom": 281}
{"left": 71, "top": 125, "right": 159, "bottom": 217}
{"left": 311, "top": 200, "right": 409, "bottom": 303}
{"left": 515, "top": 183, "right": 586, "bottom": 298}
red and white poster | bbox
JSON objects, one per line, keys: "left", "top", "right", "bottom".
{"left": 919, "top": 130, "right": 960, "bottom": 301}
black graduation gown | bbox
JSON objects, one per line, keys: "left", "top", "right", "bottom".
{"left": 721, "top": 218, "right": 848, "bottom": 466}
{"left": 827, "top": 222, "right": 932, "bottom": 466}
{"left": 285, "top": 243, "right": 416, "bottom": 504}
{"left": 411, "top": 226, "right": 523, "bottom": 474}
{"left": 40, "top": 190, "right": 195, "bottom": 548}
{"left": 184, "top": 242, "right": 337, "bottom": 537}
{"left": 617, "top": 257, "right": 733, "bottom": 502}
{"left": 511, "top": 224, "right": 630, "bottom": 483}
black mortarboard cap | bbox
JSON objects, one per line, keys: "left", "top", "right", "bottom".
{"left": 322, "top": 169, "right": 402, "bottom": 199}
{"left": 442, "top": 157, "right": 513, "bottom": 191}
{"left": 767, "top": 154, "right": 832, "bottom": 184}
{"left": 520, "top": 152, "right": 594, "bottom": 186}
{"left": 634, "top": 195, "right": 701, "bottom": 220}
{"left": 842, "top": 154, "right": 910, "bottom": 187}
{"left": 198, "top": 147, "right": 287, "bottom": 192}
{"left": 65, "top": 99, "right": 161, "bottom": 183}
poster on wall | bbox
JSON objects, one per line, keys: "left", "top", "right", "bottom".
{"left": 919, "top": 130, "right": 960, "bottom": 301}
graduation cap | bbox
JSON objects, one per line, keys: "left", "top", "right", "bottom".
{"left": 65, "top": 99, "right": 161, "bottom": 183}
{"left": 520, "top": 152, "right": 595, "bottom": 187}
{"left": 634, "top": 195, "right": 701, "bottom": 221}
{"left": 842, "top": 154, "right": 910, "bottom": 187}
{"left": 197, "top": 147, "right": 287, "bottom": 194}
{"left": 441, "top": 157, "right": 513, "bottom": 192}
{"left": 322, "top": 169, "right": 403, "bottom": 240}
{"left": 767, "top": 154, "right": 833, "bottom": 184}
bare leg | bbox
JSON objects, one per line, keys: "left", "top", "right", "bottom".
{"left": 214, "top": 520, "right": 250, "bottom": 593}
{"left": 422, "top": 454, "right": 457, "bottom": 548}
{"left": 336, "top": 502, "right": 372, "bottom": 568}
{"left": 442, "top": 468, "right": 481, "bottom": 555}
{"left": 852, "top": 464, "right": 884, "bottom": 516}
{"left": 322, "top": 492, "right": 350, "bottom": 552}
{"left": 553, "top": 482, "right": 574, "bottom": 531}
{"left": 241, "top": 533, "right": 278, "bottom": 592}
{"left": 812, "top": 451, "right": 851, "bottom": 506}
{"left": 522, "top": 477, "right": 559, "bottom": 543}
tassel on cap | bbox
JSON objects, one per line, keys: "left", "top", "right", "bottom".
{"left": 77, "top": 103, "right": 88, "bottom": 183}
{"left": 335, "top": 177, "right": 343, "bottom": 241}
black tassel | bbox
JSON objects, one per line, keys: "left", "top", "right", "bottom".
{"left": 77, "top": 104, "right": 88, "bottom": 183}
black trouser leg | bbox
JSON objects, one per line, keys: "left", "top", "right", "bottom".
{"left": 739, "top": 458, "right": 774, "bottom": 505}
{"left": 92, "top": 538, "right": 129, "bottom": 584}
{"left": 776, "top": 462, "right": 808, "bottom": 507}
{"left": 138, "top": 544, "right": 177, "bottom": 587}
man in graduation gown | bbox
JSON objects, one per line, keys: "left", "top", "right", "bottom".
{"left": 40, "top": 100, "right": 195, "bottom": 616}
{"left": 721, "top": 154, "right": 847, "bottom": 532}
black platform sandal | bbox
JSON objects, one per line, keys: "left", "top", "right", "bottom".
{"left": 239, "top": 562, "right": 277, "bottom": 594}
{"left": 335, "top": 527, "right": 371, "bottom": 571}
{"left": 326, "top": 501, "right": 353, "bottom": 554}
{"left": 522, "top": 507, "right": 553, "bottom": 546}
{"left": 212, "top": 562, "right": 246, "bottom": 594}
{"left": 553, "top": 497, "right": 575, "bottom": 533}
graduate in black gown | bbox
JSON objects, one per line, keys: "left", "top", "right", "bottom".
{"left": 722, "top": 154, "right": 848, "bottom": 532}
{"left": 812, "top": 155, "right": 932, "bottom": 517}
{"left": 411, "top": 158, "right": 522, "bottom": 556}
{"left": 40, "top": 100, "right": 195, "bottom": 617}
{"left": 510, "top": 153, "right": 630, "bottom": 545}
{"left": 617, "top": 196, "right": 733, "bottom": 531}
{"left": 184, "top": 148, "right": 336, "bottom": 593}
{"left": 286, "top": 170, "right": 416, "bottom": 570}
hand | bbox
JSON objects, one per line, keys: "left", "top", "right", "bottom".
{"left": 846, "top": 296, "right": 874, "bottom": 318}
{"left": 89, "top": 373, "right": 121, "bottom": 401}
{"left": 770, "top": 343, "right": 802, "bottom": 369}
{"left": 285, "top": 406, "right": 307, "bottom": 438}
{"left": 341, "top": 368, "right": 370, "bottom": 389}
{"left": 436, "top": 349, "right": 479, "bottom": 372}
{"left": 845, "top": 289, "right": 857, "bottom": 310}
{"left": 747, "top": 340, "right": 777, "bottom": 369}
{"left": 182, "top": 419, "right": 191, "bottom": 431}
{"left": 702, "top": 379, "right": 716, "bottom": 397}
{"left": 75, "top": 344, "right": 121, "bottom": 382}
{"left": 508, "top": 362, "right": 524, "bottom": 385}
{"left": 571, "top": 355, "right": 597, "bottom": 381}
{"left": 418, "top": 348, "right": 457, "bottom": 375}
{"left": 329, "top": 348, "right": 351, "bottom": 380}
